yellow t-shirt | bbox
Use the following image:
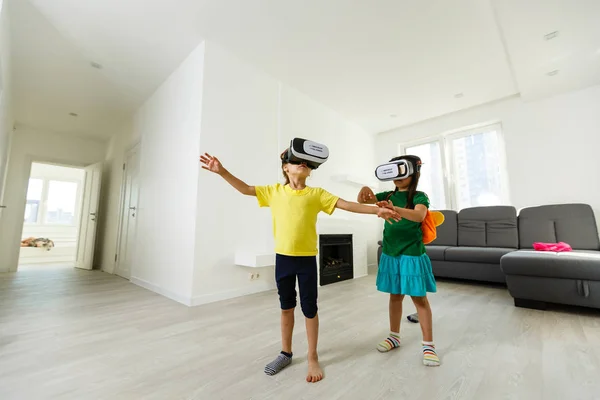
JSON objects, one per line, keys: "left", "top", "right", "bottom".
{"left": 255, "top": 184, "right": 339, "bottom": 256}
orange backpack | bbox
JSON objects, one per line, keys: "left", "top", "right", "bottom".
{"left": 422, "top": 210, "right": 445, "bottom": 244}
{"left": 385, "top": 192, "right": 445, "bottom": 245}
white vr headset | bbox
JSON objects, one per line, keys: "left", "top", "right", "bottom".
{"left": 281, "top": 138, "right": 329, "bottom": 169}
{"left": 375, "top": 157, "right": 421, "bottom": 181}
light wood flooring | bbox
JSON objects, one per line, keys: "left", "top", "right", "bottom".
{"left": 1, "top": 265, "right": 600, "bottom": 400}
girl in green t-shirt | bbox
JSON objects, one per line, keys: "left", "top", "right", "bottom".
{"left": 358, "top": 155, "right": 440, "bottom": 367}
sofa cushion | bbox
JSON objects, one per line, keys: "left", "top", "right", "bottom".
{"left": 431, "top": 260, "right": 506, "bottom": 283}
{"left": 429, "top": 210, "right": 458, "bottom": 246}
{"left": 458, "top": 206, "right": 518, "bottom": 248}
{"left": 518, "top": 204, "right": 600, "bottom": 250}
{"left": 445, "top": 247, "right": 515, "bottom": 264}
{"left": 425, "top": 245, "right": 450, "bottom": 261}
{"left": 501, "top": 250, "right": 600, "bottom": 280}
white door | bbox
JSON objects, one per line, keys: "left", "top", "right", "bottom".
{"left": 115, "top": 146, "right": 140, "bottom": 279}
{"left": 75, "top": 162, "right": 103, "bottom": 270}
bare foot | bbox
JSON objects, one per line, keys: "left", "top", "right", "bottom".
{"left": 306, "top": 358, "right": 324, "bottom": 383}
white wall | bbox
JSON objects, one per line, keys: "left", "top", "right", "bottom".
{"left": 126, "top": 42, "right": 205, "bottom": 304}
{"left": 377, "top": 84, "right": 600, "bottom": 224}
{"left": 20, "top": 163, "right": 85, "bottom": 265}
{"left": 0, "top": 126, "right": 107, "bottom": 272}
{"left": 0, "top": 2, "right": 13, "bottom": 206}
{"left": 97, "top": 40, "right": 380, "bottom": 306}
{"left": 192, "top": 42, "right": 380, "bottom": 305}
{"left": 193, "top": 41, "right": 280, "bottom": 305}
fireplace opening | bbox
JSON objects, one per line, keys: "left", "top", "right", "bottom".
{"left": 319, "top": 234, "right": 353, "bottom": 286}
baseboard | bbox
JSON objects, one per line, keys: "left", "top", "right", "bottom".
{"left": 191, "top": 281, "right": 276, "bottom": 306}
{"left": 353, "top": 273, "right": 368, "bottom": 279}
{"left": 130, "top": 276, "right": 192, "bottom": 306}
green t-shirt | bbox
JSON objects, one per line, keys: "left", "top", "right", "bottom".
{"left": 376, "top": 190, "right": 430, "bottom": 257}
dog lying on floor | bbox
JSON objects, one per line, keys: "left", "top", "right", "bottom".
{"left": 20, "top": 237, "right": 55, "bottom": 250}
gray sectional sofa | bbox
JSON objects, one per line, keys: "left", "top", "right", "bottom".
{"left": 428, "top": 206, "right": 518, "bottom": 284}
{"left": 501, "top": 204, "right": 600, "bottom": 310}
{"left": 376, "top": 203, "right": 600, "bottom": 310}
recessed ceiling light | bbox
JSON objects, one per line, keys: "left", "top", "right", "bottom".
{"left": 544, "top": 31, "right": 559, "bottom": 41}
{"left": 390, "top": 114, "right": 397, "bottom": 118}
{"left": 90, "top": 62, "right": 103, "bottom": 69}
{"left": 69, "top": 112, "right": 78, "bottom": 117}
{"left": 547, "top": 70, "right": 559, "bottom": 76}
{"left": 454, "top": 93, "right": 464, "bottom": 98}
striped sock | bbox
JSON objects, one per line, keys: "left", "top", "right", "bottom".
{"left": 377, "top": 332, "right": 401, "bottom": 352}
{"left": 264, "top": 351, "right": 292, "bottom": 376}
{"left": 422, "top": 341, "right": 440, "bottom": 366}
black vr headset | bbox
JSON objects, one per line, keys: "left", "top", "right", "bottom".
{"left": 281, "top": 138, "right": 329, "bottom": 170}
{"left": 374, "top": 155, "right": 422, "bottom": 181}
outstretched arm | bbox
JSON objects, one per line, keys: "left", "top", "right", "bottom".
{"left": 377, "top": 201, "right": 427, "bottom": 222}
{"left": 200, "top": 153, "right": 256, "bottom": 196}
{"left": 336, "top": 198, "right": 401, "bottom": 222}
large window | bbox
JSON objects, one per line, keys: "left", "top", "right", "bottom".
{"left": 24, "top": 178, "right": 81, "bottom": 226}
{"left": 400, "top": 123, "right": 508, "bottom": 210}
{"left": 24, "top": 179, "right": 43, "bottom": 223}
{"left": 404, "top": 141, "right": 447, "bottom": 210}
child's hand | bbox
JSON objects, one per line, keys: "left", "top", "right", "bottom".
{"left": 377, "top": 207, "right": 401, "bottom": 223}
{"left": 358, "top": 186, "right": 376, "bottom": 203}
{"left": 200, "top": 153, "right": 225, "bottom": 175}
{"left": 376, "top": 200, "right": 395, "bottom": 210}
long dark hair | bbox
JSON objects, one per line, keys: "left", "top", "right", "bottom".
{"left": 388, "top": 155, "right": 421, "bottom": 209}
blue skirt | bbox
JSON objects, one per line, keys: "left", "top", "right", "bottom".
{"left": 377, "top": 253, "right": 437, "bottom": 297}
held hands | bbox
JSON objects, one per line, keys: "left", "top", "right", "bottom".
{"left": 376, "top": 206, "right": 402, "bottom": 223}
{"left": 376, "top": 200, "right": 395, "bottom": 211}
{"left": 200, "top": 153, "right": 225, "bottom": 175}
{"left": 376, "top": 200, "right": 402, "bottom": 223}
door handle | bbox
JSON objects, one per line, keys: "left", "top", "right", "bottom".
{"left": 0, "top": 205, "right": 6, "bottom": 208}
{"left": 129, "top": 207, "right": 136, "bottom": 210}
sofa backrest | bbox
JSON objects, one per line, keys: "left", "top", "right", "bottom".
{"left": 518, "top": 204, "right": 600, "bottom": 250}
{"left": 457, "top": 206, "right": 518, "bottom": 248}
{"left": 429, "top": 210, "right": 457, "bottom": 246}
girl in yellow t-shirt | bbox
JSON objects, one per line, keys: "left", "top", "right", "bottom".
{"left": 200, "top": 150, "right": 400, "bottom": 383}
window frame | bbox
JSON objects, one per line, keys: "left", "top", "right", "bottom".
{"left": 398, "top": 137, "right": 450, "bottom": 210}
{"left": 399, "top": 122, "right": 510, "bottom": 210}
{"left": 24, "top": 177, "right": 83, "bottom": 227}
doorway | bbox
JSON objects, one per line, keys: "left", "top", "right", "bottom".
{"left": 19, "top": 163, "right": 84, "bottom": 267}
{"left": 18, "top": 161, "right": 102, "bottom": 271}
{"left": 114, "top": 144, "right": 140, "bottom": 279}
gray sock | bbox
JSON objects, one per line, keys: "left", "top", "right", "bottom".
{"left": 264, "top": 352, "right": 292, "bottom": 376}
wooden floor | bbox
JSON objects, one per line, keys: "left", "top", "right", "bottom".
{"left": 1, "top": 266, "right": 600, "bottom": 400}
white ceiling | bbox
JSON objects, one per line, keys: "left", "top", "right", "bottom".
{"left": 10, "top": 0, "right": 206, "bottom": 139}
{"left": 8, "top": 0, "right": 600, "bottom": 138}
{"left": 492, "top": 0, "right": 600, "bottom": 102}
